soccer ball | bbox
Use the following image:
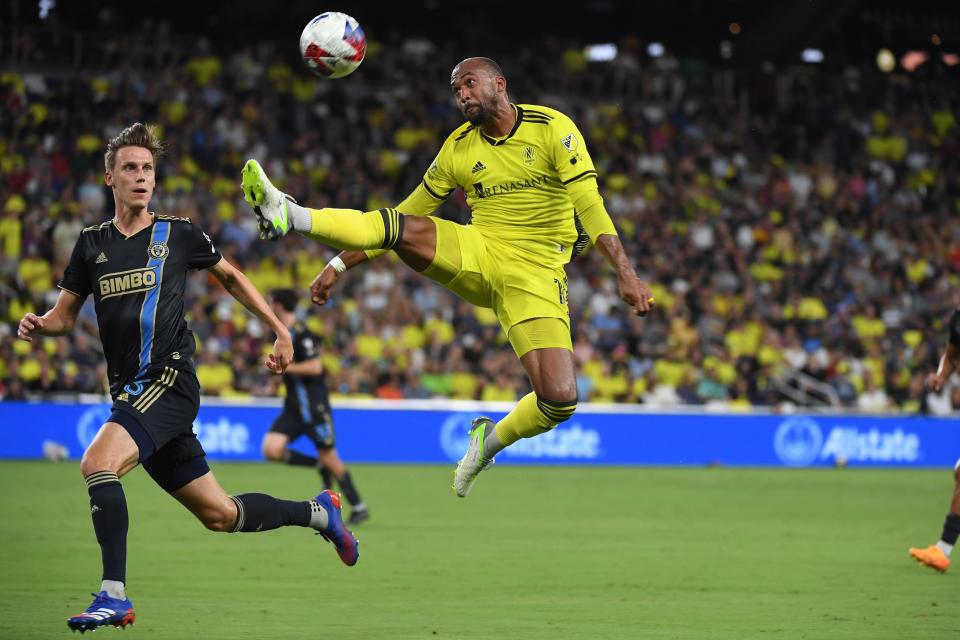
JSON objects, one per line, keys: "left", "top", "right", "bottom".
{"left": 299, "top": 12, "right": 366, "bottom": 79}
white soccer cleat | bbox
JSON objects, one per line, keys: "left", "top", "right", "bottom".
{"left": 241, "top": 159, "right": 294, "bottom": 241}
{"left": 453, "top": 417, "right": 495, "bottom": 498}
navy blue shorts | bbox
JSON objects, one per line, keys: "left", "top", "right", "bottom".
{"left": 110, "top": 366, "right": 209, "bottom": 493}
{"left": 270, "top": 410, "right": 336, "bottom": 449}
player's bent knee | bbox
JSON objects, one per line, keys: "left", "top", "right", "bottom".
{"left": 80, "top": 451, "right": 119, "bottom": 478}
{"left": 533, "top": 377, "right": 578, "bottom": 406}
{"left": 262, "top": 441, "right": 284, "bottom": 461}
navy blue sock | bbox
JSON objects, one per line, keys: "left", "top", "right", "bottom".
{"left": 318, "top": 466, "right": 333, "bottom": 491}
{"left": 229, "top": 494, "right": 311, "bottom": 532}
{"left": 941, "top": 513, "right": 960, "bottom": 545}
{"left": 85, "top": 471, "right": 128, "bottom": 583}
{"left": 337, "top": 471, "right": 362, "bottom": 507}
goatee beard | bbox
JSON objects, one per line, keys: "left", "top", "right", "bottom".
{"left": 466, "top": 106, "right": 489, "bottom": 125}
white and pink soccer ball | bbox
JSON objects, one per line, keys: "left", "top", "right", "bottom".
{"left": 299, "top": 11, "right": 366, "bottom": 79}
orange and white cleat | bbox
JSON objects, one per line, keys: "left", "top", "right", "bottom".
{"left": 908, "top": 545, "right": 951, "bottom": 573}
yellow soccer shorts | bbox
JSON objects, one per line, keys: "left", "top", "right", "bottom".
{"left": 419, "top": 217, "right": 573, "bottom": 357}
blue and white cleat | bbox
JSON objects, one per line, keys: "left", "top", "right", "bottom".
{"left": 67, "top": 591, "right": 135, "bottom": 633}
{"left": 241, "top": 159, "right": 294, "bottom": 241}
{"left": 452, "top": 416, "right": 495, "bottom": 498}
{"left": 313, "top": 489, "right": 360, "bottom": 566}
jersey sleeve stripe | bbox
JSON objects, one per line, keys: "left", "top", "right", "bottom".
{"left": 562, "top": 170, "right": 599, "bottom": 185}
{"left": 57, "top": 284, "right": 84, "bottom": 297}
{"left": 421, "top": 180, "right": 450, "bottom": 201}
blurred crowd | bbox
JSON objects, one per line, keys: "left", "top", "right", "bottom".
{"left": 2, "top": 26, "right": 960, "bottom": 413}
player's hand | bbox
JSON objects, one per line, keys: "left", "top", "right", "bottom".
{"left": 17, "top": 313, "right": 44, "bottom": 342}
{"left": 618, "top": 273, "right": 655, "bottom": 317}
{"left": 926, "top": 372, "right": 946, "bottom": 393}
{"left": 310, "top": 265, "right": 340, "bottom": 306}
{"left": 265, "top": 334, "right": 293, "bottom": 374}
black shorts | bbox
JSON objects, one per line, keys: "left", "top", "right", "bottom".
{"left": 110, "top": 366, "right": 209, "bottom": 493}
{"left": 270, "top": 409, "right": 336, "bottom": 449}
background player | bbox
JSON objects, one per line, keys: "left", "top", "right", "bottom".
{"left": 241, "top": 57, "right": 653, "bottom": 497}
{"left": 909, "top": 309, "right": 960, "bottom": 572}
{"left": 262, "top": 288, "right": 370, "bottom": 525}
{"left": 17, "top": 123, "right": 358, "bottom": 634}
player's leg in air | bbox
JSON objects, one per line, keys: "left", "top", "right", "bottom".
{"left": 262, "top": 417, "right": 334, "bottom": 490}
{"left": 909, "top": 459, "right": 960, "bottom": 573}
{"left": 453, "top": 333, "right": 577, "bottom": 497}
{"left": 240, "top": 161, "right": 578, "bottom": 497}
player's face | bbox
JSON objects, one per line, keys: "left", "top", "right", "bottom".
{"left": 106, "top": 146, "right": 155, "bottom": 211}
{"left": 451, "top": 65, "right": 499, "bottom": 124}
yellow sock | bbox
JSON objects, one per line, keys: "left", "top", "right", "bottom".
{"left": 494, "top": 392, "right": 577, "bottom": 446}
{"left": 306, "top": 207, "right": 403, "bottom": 251}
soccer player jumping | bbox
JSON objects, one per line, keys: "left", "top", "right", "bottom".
{"left": 18, "top": 123, "right": 359, "bottom": 634}
{"left": 909, "top": 309, "right": 960, "bottom": 573}
{"left": 241, "top": 57, "right": 654, "bottom": 497}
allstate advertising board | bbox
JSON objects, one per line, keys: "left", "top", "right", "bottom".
{"left": 0, "top": 400, "right": 958, "bottom": 468}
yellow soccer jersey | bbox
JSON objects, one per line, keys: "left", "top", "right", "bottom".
{"left": 398, "top": 103, "right": 599, "bottom": 267}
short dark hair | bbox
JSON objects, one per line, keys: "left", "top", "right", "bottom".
{"left": 104, "top": 122, "right": 164, "bottom": 172}
{"left": 271, "top": 289, "right": 298, "bottom": 312}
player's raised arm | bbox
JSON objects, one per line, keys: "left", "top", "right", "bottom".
{"left": 207, "top": 257, "right": 293, "bottom": 374}
{"left": 562, "top": 163, "right": 654, "bottom": 316}
{"left": 17, "top": 288, "right": 85, "bottom": 342}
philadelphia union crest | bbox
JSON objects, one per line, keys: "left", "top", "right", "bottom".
{"left": 148, "top": 242, "right": 169, "bottom": 259}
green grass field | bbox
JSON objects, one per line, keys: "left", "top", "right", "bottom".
{"left": 0, "top": 462, "right": 957, "bottom": 639}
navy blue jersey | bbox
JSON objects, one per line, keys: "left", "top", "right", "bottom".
{"left": 59, "top": 214, "right": 222, "bottom": 397}
{"left": 282, "top": 321, "right": 331, "bottom": 423}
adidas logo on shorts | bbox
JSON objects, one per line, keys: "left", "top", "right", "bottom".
{"left": 471, "top": 161, "right": 486, "bottom": 174}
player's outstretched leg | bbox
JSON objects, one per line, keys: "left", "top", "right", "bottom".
{"left": 453, "top": 417, "right": 496, "bottom": 498}
{"left": 312, "top": 489, "right": 360, "bottom": 566}
{"left": 241, "top": 158, "right": 405, "bottom": 250}
{"left": 67, "top": 591, "right": 135, "bottom": 633}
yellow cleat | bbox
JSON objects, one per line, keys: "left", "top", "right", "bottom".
{"left": 909, "top": 545, "right": 950, "bottom": 573}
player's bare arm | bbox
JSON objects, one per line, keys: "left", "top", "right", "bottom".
{"left": 594, "top": 234, "right": 654, "bottom": 317}
{"left": 928, "top": 342, "right": 959, "bottom": 393}
{"left": 310, "top": 250, "right": 370, "bottom": 306}
{"left": 208, "top": 257, "right": 292, "bottom": 373}
{"left": 17, "top": 288, "right": 85, "bottom": 342}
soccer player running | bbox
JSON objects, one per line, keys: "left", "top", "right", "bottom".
{"left": 241, "top": 57, "right": 653, "bottom": 497}
{"left": 262, "top": 288, "right": 370, "bottom": 525}
{"left": 17, "top": 123, "right": 358, "bottom": 634}
{"left": 909, "top": 309, "right": 960, "bottom": 572}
